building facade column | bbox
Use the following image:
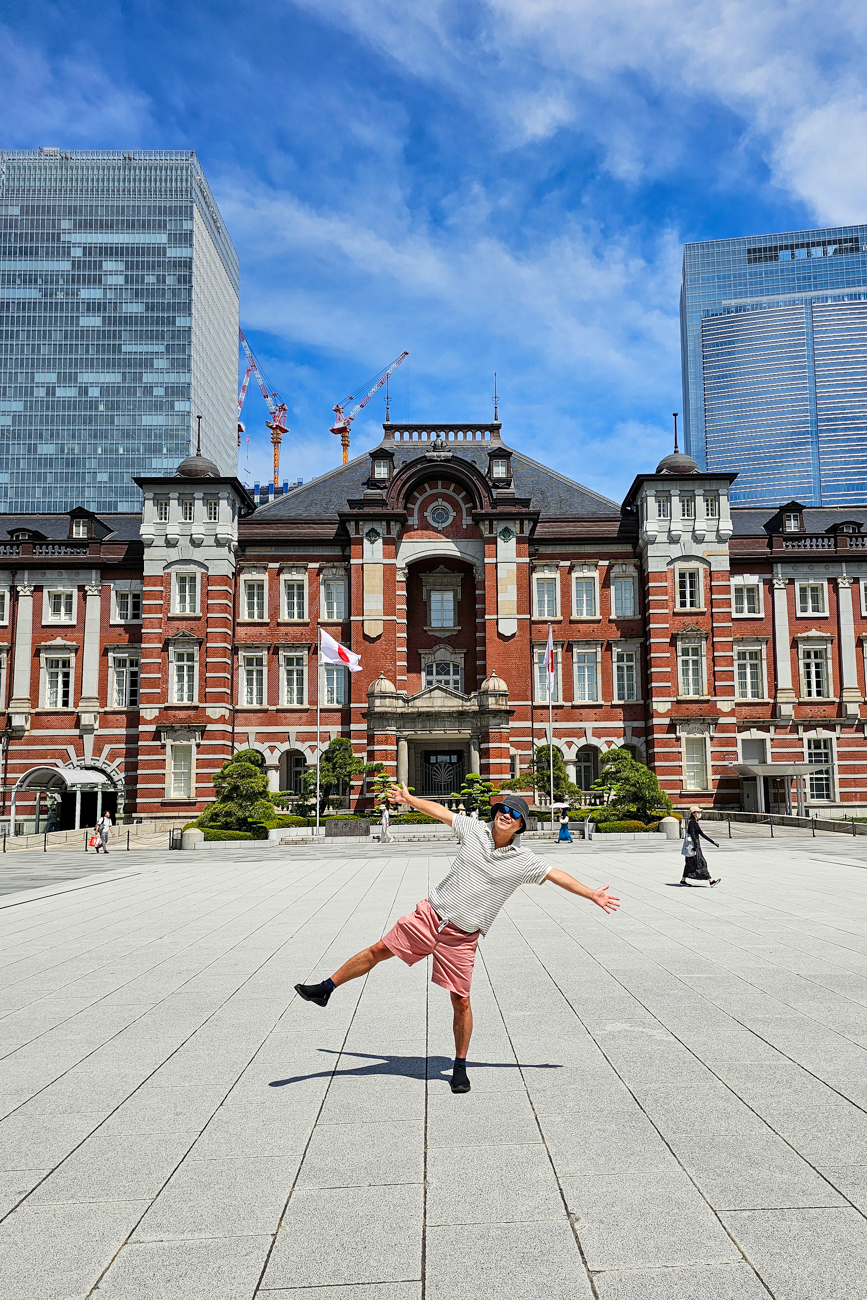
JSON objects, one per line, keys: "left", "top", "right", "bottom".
{"left": 78, "top": 582, "right": 103, "bottom": 759}
{"left": 396, "top": 737, "right": 408, "bottom": 785}
{"left": 772, "top": 575, "right": 796, "bottom": 719}
{"left": 837, "top": 575, "right": 862, "bottom": 718}
{"left": 9, "top": 582, "right": 34, "bottom": 734}
{"left": 469, "top": 735, "right": 481, "bottom": 776}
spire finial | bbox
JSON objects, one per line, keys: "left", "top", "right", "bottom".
{"left": 672, "top": 412, "right": 679, "bottom": 453}
{"left": 196, "top": 414, "right": 203, "bottom": 457}
{"left": 493, "top": 373, "right": 499, "bottom": 421}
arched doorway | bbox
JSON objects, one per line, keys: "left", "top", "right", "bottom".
{"left": 574, "top": 746, "right": 598, "bottom": 793}
{"left": 279, "top": 749, "right": 308, "bottom": 795}
{"left": 14, "top": 765, "right": 120, "bottom": 834}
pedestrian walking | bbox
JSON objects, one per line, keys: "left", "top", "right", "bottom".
{"left": 557, "top": 809, "right": 573, "bottom": 842}
{"left": 296, "top": 786, "right": 619, "bottom": 1094}
{"left": 380, "top": 804, "right": 393, "bottom": 843}
{"left": 680, "top": 807, "right": 720, "bottom": 886}
{"left": 95, "top": 810, "right": 112, "bottom": 854}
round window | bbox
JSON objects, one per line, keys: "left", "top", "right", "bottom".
{"left": 426, "top": 500, "right": 455, "bottom": 530}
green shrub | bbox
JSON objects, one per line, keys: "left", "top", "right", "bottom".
{"left": 203, "top": 829, "right": 253, "bottom": 841}
{"left": 390, "top": 812, "right": 441, "bottom": 825}
{"left": 597, "top": 819, "right": 649, "bottom": 833}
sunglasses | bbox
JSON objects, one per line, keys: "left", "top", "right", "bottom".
{"left": 493, "top": 805, "right": 522, "bottom": 821}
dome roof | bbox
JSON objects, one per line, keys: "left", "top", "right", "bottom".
{"left": 480, "top": 670, "right": 508, "bottom": 692}
{"left": 368, "top": 672, "right": 397, "bottom": 695}
{"left": 174, "top": 454, "right": 222, "bottom": 479}
{"left": 655, "top": 450, "right": 699, "bottom": 475}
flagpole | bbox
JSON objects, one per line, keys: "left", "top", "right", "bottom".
{"left": 548, "top": 623, "right": 554, "bottom": 834}
{"left": 315, "top": 626, "right": 321, "bottom": 834}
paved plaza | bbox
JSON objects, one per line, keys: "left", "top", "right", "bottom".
{"left": 3, "top": 834, "right": 867, "bottom": 1298}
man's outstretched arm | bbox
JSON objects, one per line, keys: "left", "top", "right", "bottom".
{"left": 544, "top": 868, "right": 620, "bottom": 913}
{"left": 388, "top": 783, "right": 456, "bottom": 827}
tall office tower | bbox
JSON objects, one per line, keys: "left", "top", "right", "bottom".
{"left": 0, "top": 149, "right": 238, "bottom": 512}
{"left": 681, "top": 225, "right": 867, "bottom": 505}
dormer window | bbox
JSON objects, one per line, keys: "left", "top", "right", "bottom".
{"left": 784, "top": 512, "right": 801, "bottom": 533}
{"left": 72, "top": 518, "right": 88, "bottom": 538}
{"left": 10, "top": 530, "right": 32, "bottom": 542}
{"left": 372, "top": 460, "right": 390, "bottom": 480}
{"left": 491, "top": 458, "right": 509, "bottom": 480}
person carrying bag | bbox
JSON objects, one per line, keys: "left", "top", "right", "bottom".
{"left": 680, "top": 807, "right": 720, "bottom": 887}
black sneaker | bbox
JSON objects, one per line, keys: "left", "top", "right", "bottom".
{"left": 450, "top": 1063, "right": 471, "bottom": 1094}
{"left": 710, "top": 878, "right": 721, "bottom": 887}
{"left": 294, "top": 982, "right": 332, "bottom": 1007}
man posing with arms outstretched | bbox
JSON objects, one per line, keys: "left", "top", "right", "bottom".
{"left": 295, "top": 786, "right": 620, "bottom": 1095}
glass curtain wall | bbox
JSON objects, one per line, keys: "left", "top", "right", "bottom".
{"left": 0, "top": 150, "right": 238, "bottom": 512}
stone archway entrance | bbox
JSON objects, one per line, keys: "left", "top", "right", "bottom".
{"left": 13, "top": 765, "right": 120, "bottom": 835}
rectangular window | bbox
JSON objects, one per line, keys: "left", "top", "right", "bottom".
{"left": 116, "top": 590, "right": 142, "bottom": 622}
{"left": 784, "top": 512, "right": 800, "bottom": 532}
{"left": 244, "top": 580, "right": 266, "bottom": 620}
{"left": 72, "top": 518, "right": 88, "bottom": 538}
{"left": 733, "top": 584, "right": 760, "bottom": 615}
{"left": 705, "top": 495, "right": 718, "bottom": 518}
{"left": 48, "top": 591, "right": 74, "bottom": 622}
{"left": 801, "top": 647, "right": 829, "bottom": 697}
{"left": 683, "top": 736, "right": 708, "bottom": 791}
{"left": 573, "top": 651, "right": 598, "bottom": 702}
{"left": 284, "top": 654, "right": 305, "bottom": 705}
{"left": 798, "top": 583, "right": 825, "bottom": 614}
{"left": 323, "top": 579, "right": 346, "bottom": 621}
{"left": 807, "top": 737, "right": 833, "bottom": 800}
{"left": 45, "top": 657, "right": 72, "bottom": 708}
{"left": 113, "top": 656, "right": 140, "bottom": 707}
{"left": 491, "top": 458, "right": 509, "bottom": 479}
{"left": 373, "top": 460, "right": 389, "bottom": 479}
{"left": 243, "top": 654, "right": 265, "bottom": 706}
{"left": 284, "top": 580, "right": 305, "bottom": 620}
{"left": 677, "top": 569, "right": 701, "bottom": 609}
{"left": 681, "top": 496, "right": 694, "bottom": 519}
{"left": 573, "top": 578, "right": 596, "bottom": 618}
{"left": 171, "top": 744, "right": 193, "bottom": 799}
{"left": 534, "top": 649, "right": 560, "bottom": 702}
{"left": 613, "top": 649, "right": 637, "bottom": 701}
{"left": 175, "top": 573, "right": 197, "bottom": 615}
{"left": 736, "top": 648, "right": 763, "bottom": 699}
{"left": 206, "top": 499, "right": 219, "bottom": 521}
{"left": 536, "top": 577, "right": 558, "bottom": 618}
{"left": 173, "top": 650, "right": 196, "bottom": 703}
{"left": 181, "top": 499, "right": 194, "bottom": 522}
{"left": 156, "top": 499, "right": 169, "bottom": 521}
{"left": 612, "top": 577, "right": 634, "bottom": 618}
{"left": 679, "top": 644, "right": 704, "bottom": 696}
{"left": 324, "top": 665, "right": 346, "bottom": 705}
{"left": 0, "top": 591, "right": 7, "bottom": 623}
{"left": 430, "top": 590, "right": 456, "bottom": 627}
{"left": 656, "top": 497, "right": 669, "bottom": 518}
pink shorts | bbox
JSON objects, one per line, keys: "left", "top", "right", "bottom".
{"left": 382, "top": 898, "right": 480, "bottom": 998}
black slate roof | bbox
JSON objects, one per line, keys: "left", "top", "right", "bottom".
{"left": 251, "top": 438, "right": 619, "bottom": 520}
{"left": 732, "top": 507, "right": 867, "bottom": 536}
{"left": 0, "top": 514, "right": 142, "bottom": 542}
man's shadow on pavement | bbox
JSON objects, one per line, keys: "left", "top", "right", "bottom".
{"left": 270, "top": 1048, "right": 563, "bottom": 1088}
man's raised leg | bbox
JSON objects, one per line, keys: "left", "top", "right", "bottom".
{"left": 450, "top": 990, "right": 473, "bottom": 1094}
{"left": 295, "top": 939, "right": 393, "bottom": 1006}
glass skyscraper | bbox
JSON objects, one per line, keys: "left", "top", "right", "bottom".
{"left": 681, "top": 225, "right": 867, "bottom": 505}
{"left": 0, "top": 149, "right": 238, "bottom": 512}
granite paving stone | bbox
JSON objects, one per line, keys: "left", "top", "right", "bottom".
{"left": 5, "top": 837, "right": 867, "bottom": 1297}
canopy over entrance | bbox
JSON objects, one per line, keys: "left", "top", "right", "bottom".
{"left": 14, "top": 765, "right": 119, "bottom": 834}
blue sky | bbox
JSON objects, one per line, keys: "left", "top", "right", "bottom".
{"left": 3, "top": 0, "right": 866, "bottom": 500}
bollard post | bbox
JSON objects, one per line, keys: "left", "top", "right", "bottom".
{"left": 2, "top": 831, "right": 5, "bottom": 853}
{"left": 728, "top": 818, "right": 732, "bottom": 838}
{"left": 770, "top": 819, "right": 774, "bottom": 838}
{"left": 854, "top": 817, "right": 857, "bottom": 837}
{"left": 812, "top": 816, "right": 816, "bottom": 837}
{"left": 84, "top": 831, "right": 88, "bottom": 852}
{"left": 43, "top": 832, "right": 47, "bottom": 853}
{"left": 127, "top": 830, "right": 130, "bottom": 852}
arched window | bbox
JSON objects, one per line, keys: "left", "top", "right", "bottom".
{"left": 280, "top": 749, "right": 307, "bottom": 794}
{"left": 575, "top": 746, "right": 598, "bottom": 791}
{"left": 425, "top": 661, "right": 462, "bottom": 691}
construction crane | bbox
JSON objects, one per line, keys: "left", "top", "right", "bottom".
{"left": 330, "top": 351, "right": 409, "bottom": 464}
{"left": 238, "top": 328, "right": 289, "bottom": 487}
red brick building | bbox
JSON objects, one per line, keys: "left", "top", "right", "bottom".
{"left": 2, "top": 421, "right": 866, "bottom": 832}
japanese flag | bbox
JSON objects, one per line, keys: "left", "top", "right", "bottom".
{"left": 320, "top": 628, "right": 362, "bottom": 673}
{"left": 545, "top": 625, "right": 555, "bottom": 688}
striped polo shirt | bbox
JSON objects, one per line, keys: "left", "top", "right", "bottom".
{"left": 427, "top": 813, "right": 551, "bottom": 936}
